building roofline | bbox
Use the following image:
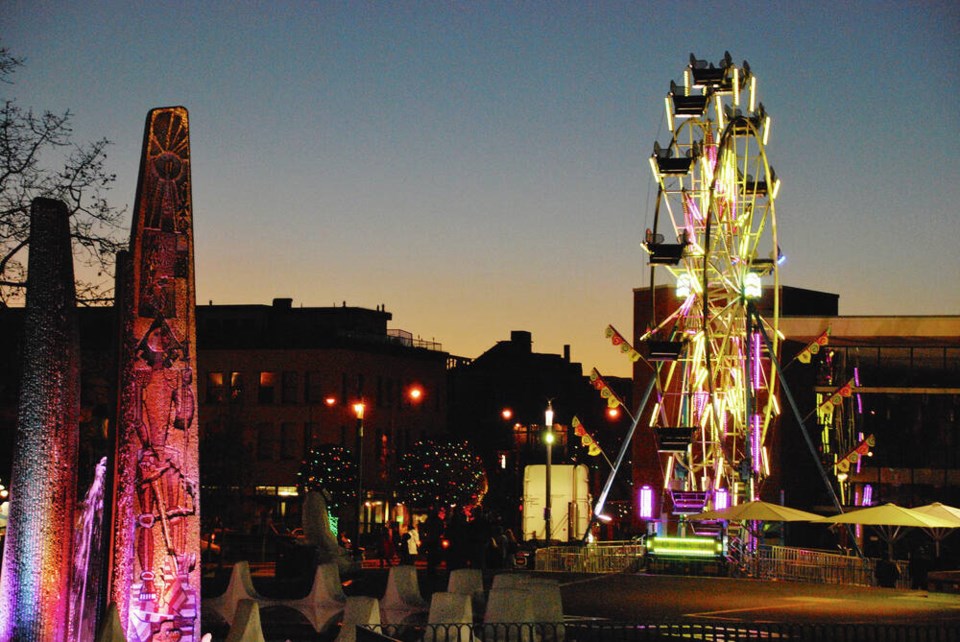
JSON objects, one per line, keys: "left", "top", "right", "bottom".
{"left": 779, "top": 315, "right": 960, "bottom": 342}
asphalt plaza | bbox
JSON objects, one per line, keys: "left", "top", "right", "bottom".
{"left": 554, "top": 572, "right": 960, "bottom": 626}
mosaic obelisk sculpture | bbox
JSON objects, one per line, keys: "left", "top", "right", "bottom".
{"left": 0, "top": 198, "right": 81, "bottom": 642}
{"left": 110, "top": 107, "right": 200, "bottom": 641}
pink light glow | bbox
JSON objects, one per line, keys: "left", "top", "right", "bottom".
{"left": 715, "top": 488, "right": 729, "bottom": 511}
{"left": 682, "top": 190, "right": 703, "bottom": 222}
{"left": 854, "top": 367, "right": 863, "bottom": 414}
{"left": 752, "top": 331, "right": 761, "bottom": 391}
{"left": 862, "top": 484, "right": 873, "bottom": 506}
{"left": 694, "top": 391, "right": 708, "bottom": 421}
{"left": 639, "top": 485, "right": 655, "bottom": 519}
{"left": 751, "top": 414, "right": 762, "bottom": 473}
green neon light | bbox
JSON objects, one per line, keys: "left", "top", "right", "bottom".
{"left": 648, "top": 548, "right": 721, "bottom": 558}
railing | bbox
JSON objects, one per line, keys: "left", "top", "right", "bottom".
{"left": 532, "top": 541, "right": 915, "bottom": 589}
{"left": 359, "top": 621, "right": 960, "bottom": 641}
{"left": 534, "top": 541, "right": 645, "bottom": 573}
{"left": 756, "top": 545, "right": 911, "bottom": 589}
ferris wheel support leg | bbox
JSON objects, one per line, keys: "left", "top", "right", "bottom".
{"left": 581, "top": 374, "right": 659, "bottom": 544}
{"left": 749, "top": 306, "right": 863, "bottom": 557}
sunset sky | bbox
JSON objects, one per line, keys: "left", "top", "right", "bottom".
{"left": 4, "top": 2, "right": 958, "bottom": 377}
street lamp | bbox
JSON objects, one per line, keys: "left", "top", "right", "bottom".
{"left": 544, "top": 400, "right": 554, "bottom": 543}
{"left": 353, "top": 401, "right": 365, "bottom": 558}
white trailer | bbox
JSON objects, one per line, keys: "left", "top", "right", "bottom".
{"left": 522, "top": 464, "right": 590, "bottom": 542}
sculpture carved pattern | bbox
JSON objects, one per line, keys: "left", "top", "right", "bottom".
{"left": 118, "top": 107, "right": 200, "bottom": 642}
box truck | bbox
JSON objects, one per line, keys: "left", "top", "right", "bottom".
{"left": 522, "top": 464, "right": 590, "bottom": 542}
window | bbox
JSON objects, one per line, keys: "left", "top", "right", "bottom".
{"left": 305, "top": 371, "right": 324, "bottom": 403}
{"left": 258, "top": 372, "right": 277, "bottom": 404}
{"left": 206, "top": 372, "right": 225, "bottom": 403}
{"left": 304, "top": 422, "right": 321, "bottom": 456}
{"left": 282, "top": 371, "right": 299, "bottom": 404}
{"left": 256, "top": 422, "right": 274, "bottom": 460}
{"left": 385, "top": 379, "right": 394, "bottom": 408}
{"left": 230, "top": 372, "right": 244, "bottom": 403}
{"left": 280, "top": 422, "right": 299, "bottom": 460}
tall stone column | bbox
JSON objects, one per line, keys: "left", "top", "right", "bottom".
{"left": 109, "top": 107, "right": 200, "bottom": 641}
{"left": 0, "top": 198, "right": 80, "bottom": 642}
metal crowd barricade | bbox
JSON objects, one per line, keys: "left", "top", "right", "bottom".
{"left": 531, "top": 541, "right": 916, "bottom": 589}
{"left": 534, "top": 541, "right": 645, "bottom": 573}
{"left": 757, "top": 545, "right": 911, "bottom": 588}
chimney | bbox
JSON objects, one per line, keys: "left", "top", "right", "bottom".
{"left": 272, "top": 298, "right": 293, "bottom": 309}
{"left": 510, "top": 330, "right": 532, "bottom": 353}
{"left": 563, "top": 344, "right": 571, "bottom": 362}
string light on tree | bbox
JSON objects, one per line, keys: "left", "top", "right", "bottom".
{"left": 397, "top": 439, "right": 488, "bottom": 509}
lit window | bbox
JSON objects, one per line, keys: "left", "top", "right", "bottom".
{"left": 258, "top": 372, "right": 277, "bottom": 404}
{"left": 206, "top": 371, "right": 225, "bottom": 403}
{"left": 230, "top": 372, "right": 244, "bottom": 402}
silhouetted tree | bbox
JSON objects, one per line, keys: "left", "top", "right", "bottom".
{"left": 0, "top": 43, "right": 125, "bottom": 306}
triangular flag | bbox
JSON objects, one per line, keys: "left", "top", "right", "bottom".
{"left": 797, "top": 328, "right": 830, "bottom": 364}
{"left": 604, "top": 325, "right": 641, "bottom": 362}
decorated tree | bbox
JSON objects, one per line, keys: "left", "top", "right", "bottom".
{"left": 397, "top": 439, "right": 488, "bottom": 509}
{"left": 297, "top": 444, "right": 358, "bottom": 511}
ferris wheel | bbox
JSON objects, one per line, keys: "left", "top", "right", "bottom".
{"left": 642, "top": 52, "right": 781, "bottom": 508}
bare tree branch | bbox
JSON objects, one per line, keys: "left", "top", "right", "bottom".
{"left": 0, "top": 42, "right": 126, "bottom": 308}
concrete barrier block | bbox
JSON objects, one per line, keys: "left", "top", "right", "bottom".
{"left": 224, "top": 599, "right": 266, "bottom": 642}
{"left": 204, "top": 561, "right": 264, "bottom": 625}
{"left": 382, "top": 564, "right": 428, "bottom": 612}
{"left": 448, "top": 568, "right": 485, "bottom": 618}
{"left": 527, "top": 579, "right": 564, "bottom": 642}
{"left": 491, "top": 573, "right": 531, "bottom": 591}
{"left": 483, "top": 588, "right": 535, "bottom": 642}
{"left": 280, "top": 561, "right": 347, "bottom": 632}
{"left": 310, "top": 562, "right": 349, "bottom": 605}
{"left": 425, "top": 592, "right": 477, "bottom": 642}
{"left": 335, "top": 596, "right": 381, "bottom": 642}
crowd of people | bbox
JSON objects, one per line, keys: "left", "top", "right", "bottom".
{"left": 374, "top": 506, "right": 519, "bottom": 574}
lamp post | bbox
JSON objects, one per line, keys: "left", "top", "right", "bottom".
{"left": 544, "top": 400, "right": 554, "bottom": 543}
{"left": 353, "top": 401, "right": 365, "bottom": 558}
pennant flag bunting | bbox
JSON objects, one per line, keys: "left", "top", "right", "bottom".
{"left": 836, "top": 434, "right": 876, "bottom": 473}
{"left": 605, "top": 325, "right": 641, "bottom": 362}
{"left": 572, "top": 416, "right": 603, "bottom": 456}
{"left": 797, "top": 328, "right": 830, "bottom": 364}
{"left": 817, "top": 377, "right": 856, "bottom": 424}
{"left": 590, "top": 368, "right": 624, "bottom": 409}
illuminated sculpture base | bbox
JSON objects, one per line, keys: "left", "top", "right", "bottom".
{"left": 127, "top": 559, "right": 197, "bottom": 641}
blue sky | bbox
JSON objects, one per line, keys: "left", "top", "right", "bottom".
{"left": 4, "top": 1, "right": 958, "bottom": 377}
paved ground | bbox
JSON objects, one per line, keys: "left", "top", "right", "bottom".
{"left": 555, "top": 572, "right": 960, "bottom": 625}
{"left": 201, "top": 566, "right": 960, "bottom": 641}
